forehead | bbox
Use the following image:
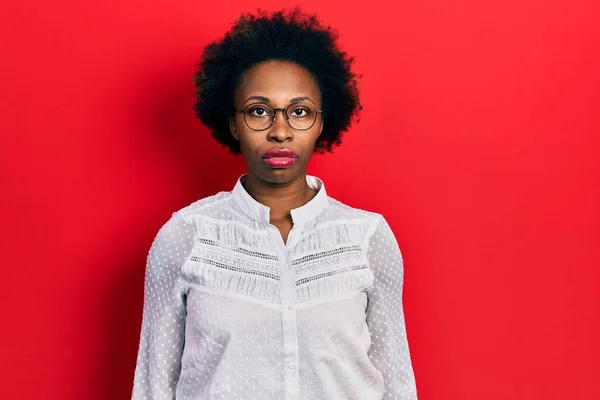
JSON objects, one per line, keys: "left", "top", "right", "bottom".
{"left": 234, "top": 60, "right": 321, "bottom": 104}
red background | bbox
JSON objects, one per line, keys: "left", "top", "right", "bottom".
{"left": 1, "top": 0, "right": 599, "bottom": 399}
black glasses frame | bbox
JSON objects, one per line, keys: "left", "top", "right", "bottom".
{"left": 233, "top": 103, "right": 323, "bottom": 131}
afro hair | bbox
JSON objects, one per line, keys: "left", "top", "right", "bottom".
{"left": 193, "top": 8, "right": 362, "bottom": 154}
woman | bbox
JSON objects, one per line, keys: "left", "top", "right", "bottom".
{"left": 132, "top": 9, "right": 418, "bottom": 400}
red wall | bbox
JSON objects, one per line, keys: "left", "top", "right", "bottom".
{"left": 1, "top": 1, "right": 599, "bottom": 399}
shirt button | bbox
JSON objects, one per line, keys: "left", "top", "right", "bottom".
{"left": 287, "top": 304, "right": 293, "bottom": 309}
{"left": 287, "top": 362, "right": 294, "bottom": 369}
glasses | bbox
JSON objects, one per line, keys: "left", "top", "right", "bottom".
{"left": 234, "top": 102, "right": 323, "bottom": 131}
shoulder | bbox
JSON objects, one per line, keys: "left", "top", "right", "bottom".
{"left": 316, "top": 194, "right": 399, "bottom": 253}
{"left": 174, "top": 190, "right": 233, "bottom": 223}
{"left": 323, "top": 195, "right": 382, "bottom": 223}
{"left": 146, "top": 191, "right": 235, "bottom": 273}
{"left": 325, "top": 192, "right": 400, "bottom": 242}
{"left": 322, "top": 195, "right": 388, "bottom": 235}
{"left": 152, "top": 190, "right": 233, "bottom": 247}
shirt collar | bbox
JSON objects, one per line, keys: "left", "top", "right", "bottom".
{"left": 232, "top": 174, "right": 328, "bottom": 224}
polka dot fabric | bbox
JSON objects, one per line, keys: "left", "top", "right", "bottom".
{"left": 365, "top": 218, "right": 418, "bottom": 399}
{"left": 132, "top": 175, "right": 417, "bottom": 399}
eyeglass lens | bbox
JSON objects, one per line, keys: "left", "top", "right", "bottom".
{"left": 243, "top": 103, "right": 318, "bottom": 131}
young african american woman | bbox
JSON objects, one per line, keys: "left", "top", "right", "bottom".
{"left": 132, "top": 9, "right": 418, "bottom": 400}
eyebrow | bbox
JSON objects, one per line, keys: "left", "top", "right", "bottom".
{"left": 243, "top": 95, "right": 316, "bottom": 105}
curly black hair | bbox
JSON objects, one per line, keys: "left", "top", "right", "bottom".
{"left": 193, "top": 8, "right": 361, "bottom": 154}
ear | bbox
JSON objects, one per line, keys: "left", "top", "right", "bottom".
{"left": 318, "top": 118, "right": 324, "bottom": 138}
{"left": 228, "top": 116, "right": 239, "bottom": 141}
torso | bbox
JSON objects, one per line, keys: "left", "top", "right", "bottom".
{"left": 171, "top": 191, "right": 384, "bottom": 399}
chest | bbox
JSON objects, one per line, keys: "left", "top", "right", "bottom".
{"left": 180, "top": 218, "right": 375, "bottom": 307}
{"left": 185, "top": 289, "right": 370, "bottom": 342}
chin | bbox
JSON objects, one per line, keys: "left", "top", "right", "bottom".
{"left": 256, "top": 165, "right": 303, "bottom": 185}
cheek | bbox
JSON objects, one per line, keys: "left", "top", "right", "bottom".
{"left": 303, "top": 128, "right": 322, "bottom": 151}
{"left": 237, "top": 133, "right": 264, "bottom": 158}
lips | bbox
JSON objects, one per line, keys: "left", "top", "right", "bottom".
{"left": 262, "top": 148, "right": 298, "bottom": 169}
{"left": 262, "top": 148, "right": 298, "bottom": 158}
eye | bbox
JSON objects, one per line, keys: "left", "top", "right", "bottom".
{"left": 248, "top": 106, "right": 271, "bottom": 117}
{"left": 288, "top": 107, "right": 311, "bottom": 118}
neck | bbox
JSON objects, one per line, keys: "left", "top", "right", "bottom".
{"left": 243, "top": 172, "right": 317, "bottom": 223}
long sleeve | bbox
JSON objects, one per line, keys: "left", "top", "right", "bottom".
{"left": 365, "top": 216, "right": 418, "bottom": 400}
{"left": 132, "top": 213, "right": 194, "bottom": 400}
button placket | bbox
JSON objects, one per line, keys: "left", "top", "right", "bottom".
{"left": 268, "top": 225, "right": 300, "bottom": 400}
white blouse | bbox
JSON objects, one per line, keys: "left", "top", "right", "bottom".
{"left": 132, "top": 175, "right": 418, "bottom": 400}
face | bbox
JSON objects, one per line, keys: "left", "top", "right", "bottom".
{"left": 229, "top": 60, "right": 323, "bottom": 185}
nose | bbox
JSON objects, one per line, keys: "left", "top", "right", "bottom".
{"left": 267, "top": 109, "right": 293, "bottom": 143}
